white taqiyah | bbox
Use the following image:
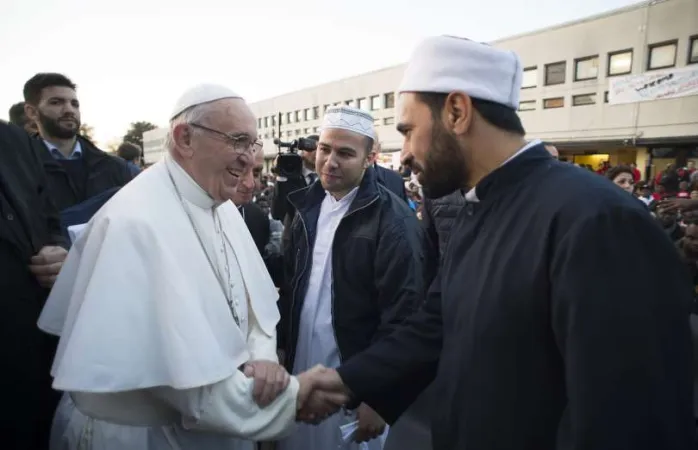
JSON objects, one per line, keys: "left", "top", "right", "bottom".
{"left": 398, "top": 35, "right": 523, "bottom": 110}
{"left": 170, "top": 84, "right": 242, "bottom": 120}
{"left": 320, "top": 106, "right": 375, "bottom": 140}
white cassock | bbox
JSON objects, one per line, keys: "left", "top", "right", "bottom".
{"left": 38, "top": 155, "right": 299, "bottom": 450}
{"left": 277, "top": 189, "right": 386, "bottom": 450}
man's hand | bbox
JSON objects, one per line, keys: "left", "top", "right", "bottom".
{"left": 28, "top": 245, "right": 67, "bottom": 288}
{"left": 659, "top": 198, "right": 698, "bottom": 213}
{"left": 296, "top": 365, "right": 349, "bottom": 423}
{"left": 354, "top": 403, "right": 386, "bottom": 443}
{"left": 243, "top": 360, "right": 290, "bottom": 408}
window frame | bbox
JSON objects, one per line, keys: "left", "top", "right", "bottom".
{"left": 688, "top": 35, "right": 698, "bottom": 65}
{"left": 518, "top": 100, "right": 536, "bottom": 111}
{"left": 543, "top": 97, "right": 565, "bottom": 109}
{"left": 572, "top": 93, "right": 597, "bottom": 106}
{"left": 384, "top": 92, "right": 395, "bottom": 108}
{"left": 574, "top": 55, "right": 599, "bottom": 82}
{"left": 521, "top": 66, "right": 538, "bottom": 89}
{"left": 646, "top": 39, "right": 678, "bottom": 71}
{"left": 606, "top": 49, "right": 633, "bottom": 77}
{"left": 544, "top": 61, "right": 567, "bottom": 86}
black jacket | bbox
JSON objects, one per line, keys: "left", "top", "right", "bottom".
{"left": 421, "top": 190, "right": 465, "bottom": 287}
{"left": 372, "top": 164, "right": 408, "bottom": 202}
{"left": 279, "top": 168, "right": 423, "bottom": 372}
{"left": 0, "top": 122, "right": 65, "bottom": 449}
{"left": 338, "top": 144, "right": 694, "bottom": 449}
{"left": 240, "top": 202, "right": 284, "bottom": 286}
{"left": 34, "top": 135, "right": 132, "bottom": 211}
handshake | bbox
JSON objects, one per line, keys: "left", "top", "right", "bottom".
{"left": 244, "top": 361, "right": 386, "bottom": 442}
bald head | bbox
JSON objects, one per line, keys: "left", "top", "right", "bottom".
{"left": 544, "top": 144, "right": 559, "bottom": 159}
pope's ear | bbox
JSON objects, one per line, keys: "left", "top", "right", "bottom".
{"left": 172, "top": 124, "right": 195, "bottom": 157}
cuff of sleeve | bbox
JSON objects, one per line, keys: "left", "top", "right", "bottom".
{"left": 336, "top": 363, "right": 362, "bottom": 409}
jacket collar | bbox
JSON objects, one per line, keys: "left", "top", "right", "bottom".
{"left": 37, "top": 135, "right": 110, "bottom": 169}
{"left": 469, "top": 143, "right": 554, "bottom": 204}
{"left": 289, "top": 164, "right": 381, "bottom": 217}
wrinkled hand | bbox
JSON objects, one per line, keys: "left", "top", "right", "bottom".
{"left": 243, "top": 360, "right": 290, "bottom": 408}
{"left": 28, "top": 246, "right": 67, "bottom": 288}
{"left": 354, "top": 403, "right": 386, "bottom": 443}
{"left": 296, "top": 365, "right": 349, "bottom": 424}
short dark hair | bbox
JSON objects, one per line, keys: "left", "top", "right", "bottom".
{"left": 117, "top": 142, "right": 141, "bottom": 162}
{"left": 415, "top": 92, "right": 525, "bottom": 135}
{"left": 23, "top": 73, "right": 77, "bottom": 105}
{"left": 606, "top": 165, "right": 634, "bottom": 181}
{"left": 8, "top": 102, "right": 26, "bottom": 126}
{"left": 306, "top": 134, "right": 319, "bottom": 141}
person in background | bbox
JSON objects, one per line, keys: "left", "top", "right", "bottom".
{"left": 23, "top": 73, "right": 132, "bottom": 214}
{"left": 678, "top": 180, "right": 691, "bottom": 199}
{"left": 9, "top": 101, "right": 38, "bottom": 135}
{"left": 653, "top": 201, "right": 685, "bottom": 242}
{"left": 117, "top": 142, "right": 143, "bottom": 177}
{"left": 0, "top": 121, "right": 68, "bottom": 450}
{"left": 371, "top": 131, "right": 409, "bottom": 202}
{"left": 606, "top": 165, "right": 634, "bottom": 195}
{"left": 630, "top": 162, "right": 642, "bottom": 183}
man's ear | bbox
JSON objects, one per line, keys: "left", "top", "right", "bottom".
{"left": 24, "top": 103, "right": 39, "bottom": 123}
{"left": 365, "top": 149, "right": 377, "bottom": 168}
{"left": 444, "top": 92, "right": 474, "bottom": 136}
{"left": 172, "top": 123, "right": 195, "bottom": 158}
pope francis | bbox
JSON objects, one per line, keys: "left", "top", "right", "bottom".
{"left": 37, "top": 84, "right": 343, "bottom": 450}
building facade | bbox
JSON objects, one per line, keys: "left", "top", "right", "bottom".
{"left": 147, "top": 0, "right": 698, "bottom": 177}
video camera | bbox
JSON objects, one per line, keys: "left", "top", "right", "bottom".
{"left": 271, "top": 137, "right": 318, "bottom": 178}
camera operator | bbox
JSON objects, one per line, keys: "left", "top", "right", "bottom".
{"left": 270, "top": 134, "right": 318, "bottom": 222}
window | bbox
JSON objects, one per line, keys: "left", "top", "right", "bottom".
{"left": 271, "top": 129, "right": 276, "bottom": 137}
{"left": 304, "top": 108, "right": 310, "bottom": 121}
{"left": 607, "top": 49, "right": 633, "bottom": 76}
{"left": 304, "top": 128, "right": 310, "bottom": 134}
{"left": 384, "top": 92, "right": 395, "bottom": 108}
{"left": 286, "top": 130, "right": 293, "bottom": 137}
{"left": 357, "top": 98, "right": 368, "bottom": 110}
{"left": 522, "top": 67, "right": 537, "bottom": 88}
{"left": 604, "top": 91, "right": 610, "bottom": 103}
{"left": 383, "top": 117, "right": 395, "bottom": 125}
{"left": 271, "top": 115, "right": 276, "bottom": 126}
{"left": 286, "top": 112, "right": 292, "bottom": 123}
{"left": 313, "top": 106, "right": 320, "bottom": 119}
{"left": 295, "top": 129, "right": 301, "bottom": 136}
{"left": 323, "top": 104, "right": 330, "bottom": 113}
{"left": 263, "top": 117, "right": 268, "bottom": 128}
{"left": 518, "top": 100, "right": 536, "bottom": 111}
{"left": 690, "top": 36, "right": 698, "bottom": 64}
{"left": 370, "top": 95, "right": 381, "bottom": 110}
{"left": 572, "top": 93, "right": 596, "bottom": 106}
{"left": 544, "top": 62, "right": 566, "bottom": 86}
{"left": 313, "top": 126, "right": 319, "bottom": 132}
{"left": 345, "top": 100, "right": 355, "bottom": 107}
{"left": 263, "top": 133, "right": 268, "bottom": 139}
{"left": 373, "top": 118, "right": 381, "bottom": 126}
{"left": 257, "top": 118, "right": 262, "bottom": 128}
{"left": 295, "top": 110, "right": 301, "bottom": 122}
{"left": 574, "top": 56, "right": 599, "bottom": 81}
{"left": 543, "top": 97, "right": 565, "bottom": 109}
{"left": 648, "top": 40, "right": 678, "bottom": 70}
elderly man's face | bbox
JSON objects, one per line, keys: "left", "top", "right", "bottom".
{"left": 397, "top": 93, "right": 466, "bottom": 199}
{"left": 232, "top": 144, "right": 265, "bottom": 205}
{"left": 174, "top": 98, "right": 257, "bottom": 202}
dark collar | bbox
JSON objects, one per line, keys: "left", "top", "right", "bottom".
{"left": 36, "top": 135, "right": 110, "bottom": 169}
{"left": 289, "top": 164, "right": 381, "bottom": 216}
{"left": 473, "top": 143, "right": 554, "bottom": 203}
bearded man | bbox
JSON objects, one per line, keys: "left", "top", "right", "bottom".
{"left": 23, "top": 73, "right": 132, "bottom": 213}
{"left": 302, "top": 36, "right": 695, "bottom": 450}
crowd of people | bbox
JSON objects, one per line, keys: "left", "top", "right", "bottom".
{"left": 1, "top": 35, "right": 697, "bottom": 450}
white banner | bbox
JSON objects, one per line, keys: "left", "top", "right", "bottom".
{"left": 608, "top": 65, "right": 698, "bottom": 105}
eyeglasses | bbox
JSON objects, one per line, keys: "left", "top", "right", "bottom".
{"left": 189, "top": 123, "right": 257, "bottom": 155}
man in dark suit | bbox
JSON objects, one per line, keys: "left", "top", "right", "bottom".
{"left": 0, "top": 121, "right": 68, "bottom": 449}
{"left": 233, "top": 141, "right": 283, "bottom": 285}
{"left": 371, "top": 133, "right": 408, "bottom": 202}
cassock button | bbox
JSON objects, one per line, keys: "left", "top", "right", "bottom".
{"left": 6, "top": 214, "right": 13, "bottom": 220}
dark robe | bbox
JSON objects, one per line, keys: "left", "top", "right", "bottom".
{"left": 337, "top": 144, "right": 695, "bottom": 450}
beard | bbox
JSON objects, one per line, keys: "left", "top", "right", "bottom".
{"left": 38, "top": 110, "right": 79, "bottom": 139}
{"left": 419, "top": 121, "right": 468, "bottom": 199}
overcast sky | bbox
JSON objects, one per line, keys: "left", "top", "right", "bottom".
{"left": 0, "top": 0, "right": 641, "bottom": 146}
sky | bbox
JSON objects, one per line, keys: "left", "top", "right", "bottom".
{"left": 0, "top": 0, "right": 642, "bottom": 147}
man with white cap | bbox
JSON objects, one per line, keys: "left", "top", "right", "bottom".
{"left": 38, "top": 84, "right": 347, "bottom": 450}
{"left": 276, "top": 105, "right": 423, "bottom": 450}
{"left": 300, "top": 36, "right": 695, "bottom": 449}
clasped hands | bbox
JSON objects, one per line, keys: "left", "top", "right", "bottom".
{"left": 243, "top": 361, "right": 385, "bottom": 441}
{"left": 28, "top": 245, "right": 67, "bottom": 288}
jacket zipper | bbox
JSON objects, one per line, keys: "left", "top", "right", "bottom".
{"left": 330, "top": 196, "right": 379, "bottom": 363}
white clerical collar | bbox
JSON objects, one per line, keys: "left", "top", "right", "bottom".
{"left": 464, "top": 139, "right": 541, "bottom": 203}
{"left": 165, "top": 154, "right": 216, "bottom": 209}
{"left": 325, "top": 186, "right": 359, "bottom": 208}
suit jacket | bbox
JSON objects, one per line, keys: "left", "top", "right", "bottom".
{"left": 240, "top": 202, "right": 284, "bottom": 286}
{"left": 373, "top": 164, "right": 408, "bottom": 202}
